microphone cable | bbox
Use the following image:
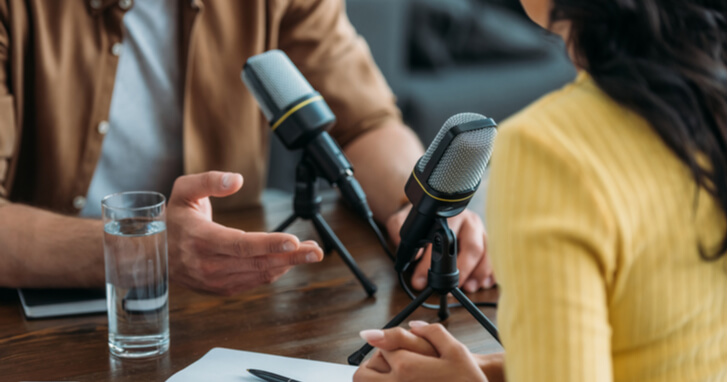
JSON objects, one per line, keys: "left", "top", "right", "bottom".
{"left": 368, "top": 218, "right": 497, "bottom": 311}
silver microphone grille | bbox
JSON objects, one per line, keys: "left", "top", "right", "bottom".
{"left": 242, "top": 50, "right": 315, "bottom": 120}
{"left": 417, "top": 113, "right": 497, "bottom": 194}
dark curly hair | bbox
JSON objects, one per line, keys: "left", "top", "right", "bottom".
{"left": 550, "top": 0, "right": 727, "bottom": 259}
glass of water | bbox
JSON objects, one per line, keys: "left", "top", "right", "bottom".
{"left": 102, "top": 191, "right": 169, "bottom": 359}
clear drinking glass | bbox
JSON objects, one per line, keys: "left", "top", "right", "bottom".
{"left": 102, "top": 191, "right": 169, "bottom": 358}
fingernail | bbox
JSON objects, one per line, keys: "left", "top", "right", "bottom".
{"left": 408, "top": 320, "right": 428, "bottom": 329}
{"left": 360, "top": 329, "right": 385, "bottom": 342}
{"left": 221, "top": 173, "right": 233, "bottom": 189}
{"left": 413, "top": 276, "right": 427, "bottom": 289}
{"left": 281, "top": 241, "right": 296, "bottom": 252}
{"left": 305, "top": 252, "right": 319, "bottom": 263}
{"left": 465, "top": 279, "right": 478, "bottom": 293}
{"left": 483, "top": 276, "right": 494, "bottom": 289}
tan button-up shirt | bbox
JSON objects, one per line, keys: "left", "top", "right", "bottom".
{"left": 0, "top": 0, "right": 403, "bottom": 214}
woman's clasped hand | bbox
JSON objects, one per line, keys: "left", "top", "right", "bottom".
{"left": 353, "top": 321, "right": 505, "bottom": 382}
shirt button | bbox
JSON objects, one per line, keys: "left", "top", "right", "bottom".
{"left": 111, "top": 42, "right": 123, "bottom": 57}
{"left": 89, "top": 0, "right": 102, "bottom": 10}
{"left": 118, "top": 0, "right": 133, "bottom": 10}
{"left": 97, "top": 120, "right": 110, "bottom": 135}
{"left": 73, "top": 196, "right": 87, "bottom": 210}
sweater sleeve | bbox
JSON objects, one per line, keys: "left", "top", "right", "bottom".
{"left": 486, "top": 120, "right": 617, "bottom": 382}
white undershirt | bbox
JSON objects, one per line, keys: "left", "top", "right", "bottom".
{"left": 81, "top": 0, "right": 183, "bottom": 217}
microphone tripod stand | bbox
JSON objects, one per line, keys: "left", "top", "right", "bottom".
{"left": 347, "top": 218, "right": 500, "bottom": 365}
{"left": 274, "top": 154, "right": 377, "bottom": 297}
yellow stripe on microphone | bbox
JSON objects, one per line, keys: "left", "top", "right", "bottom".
{"left": 271, "top": 95, "right": 324, "bottom": 131}
{"left": 412, "top": 170, "right": 474, "bottom": 203}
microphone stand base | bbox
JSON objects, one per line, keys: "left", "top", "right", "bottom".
{"left": 347, "top": 220, "right": 499, "bottom": 365}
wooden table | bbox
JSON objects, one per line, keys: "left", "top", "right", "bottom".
{"left": 0, "top": 193, "right": 500, "bottom": 381}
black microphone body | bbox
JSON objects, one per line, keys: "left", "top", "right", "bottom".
{"left": 269, "top": 93, "right": 335, "bottom": 149}
{"left": 394, "top": 178, "right": 471, "bottom": 272}
{"left": 242, "top": 51, "right": 373, "bottom": 220}
{"left": 394, "top": 116, "right": 498, "bottom": 272}
{"left": 304, "top": 133, "right": 372, "bottom": 220}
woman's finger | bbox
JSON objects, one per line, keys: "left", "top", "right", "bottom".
{"left": 360, "top": 327, "right": 438, "bottom": 357}
{"left": 407, "top": 322, "right": 469, "bottom": 358}
{"left": 364, "top": 350, "right": 391, "bottom": 373}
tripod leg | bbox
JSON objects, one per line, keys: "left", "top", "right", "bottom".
{"left": 309, "top": 221, "right": 335, "bottom": 254}
{"left": 273, "top": 214, "right": 298, "bottom": 233}
{"left": 438, "top": 294, "right": 449, "bottom": 321}
{"left": 319, "top": 232, "right": 336, "bottom": 255}
{"left": 347, "top": 287, "right": 435, "bottom": 366}
{"left": 311, "top": 213, "right": 377, "bottom": 297}
{"left": 450, "top": 288, "right": 500, "bottom": 344}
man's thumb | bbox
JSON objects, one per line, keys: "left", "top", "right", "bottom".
{"left": 170, "top": 172, "right": 244, "bottom": 203}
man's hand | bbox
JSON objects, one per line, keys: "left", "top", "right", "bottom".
{"left": 354, "top": 322, "right": 488, "bottom": 382}
{"left": 167, "top": 171, "right": 324, "bottom": 295}
{"left": 386, "top": 205, "right": 494, "bottom": 292}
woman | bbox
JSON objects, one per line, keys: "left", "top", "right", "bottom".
{"left": 354, "top": 0, "right": 726, "bottom": 381}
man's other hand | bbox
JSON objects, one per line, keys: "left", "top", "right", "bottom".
{"left": 385, "top": 205, "right": 494, "bottom": 292}
{"left": 167, "top": 171, "right": 323, "bottom": 295}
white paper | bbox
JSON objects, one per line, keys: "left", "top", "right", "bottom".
{"left": 167, "top": 347, "right": 357, "bottom": 382}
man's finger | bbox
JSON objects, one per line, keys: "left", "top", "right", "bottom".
{"left": 462, "top": 252, "right": 494, "bottom": 292}
{"left": 385, "top": 204, "right": 412, "bottom": 247}
{"left": 212, "top": 265, "right": 293, "bottom": 295}
{"left": 360, "top": 327, "right": 438, "bottom": 357}
{"left": 222, "top": 243, "right": 323, "bottom": 271}
{"left": 194, "top": 243, "right": 322, "bottom": 279}
{"left": 462, "top": 232, "right": 495, "bottom": 291}
{"left": 411, "top": 245, "right": 431, "bottom": 290}
{"left": 198, "top": 222, "right": 302, "bottom": 257}
{"left": 170, "top": 171, "right": 244, "bottom": 203}
{"left": 454, "top": 218, "right": 487, "bottom": 291}
{"left": 386, "top": 221, "right": 402, "bottom": 247}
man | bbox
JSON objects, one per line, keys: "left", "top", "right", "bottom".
{"left": 0, "top": 0, "right": 493, "bottom": 295}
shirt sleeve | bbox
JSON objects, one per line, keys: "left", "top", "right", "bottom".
{"left": 486, "top": 120, "right": 617, "bottom": 381}
{"left": 277, "top": 0, "right": 406, "bottom": 147}
{"left": 0, "top": 0, "right": 15, "bottom": 207}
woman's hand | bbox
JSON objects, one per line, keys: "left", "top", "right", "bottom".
{"left": 474, "top": 352, "right": 506, "bottom": 382}
{"left": 358, "top": 322, "right": 439, "bottom": 373}
{"left": 354, "top": 321, "right": 488, "bottom": 382}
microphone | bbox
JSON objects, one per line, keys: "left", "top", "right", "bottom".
{"left": 241, "top": 50, "right": 372, "bottom": 221}
{"left": 394, "top": 113, "right": 497, "bottom": 272}
{"left": 347, "top": 113, "right": 499, "bottom": 365}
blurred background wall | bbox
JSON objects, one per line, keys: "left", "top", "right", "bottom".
{"left": 266, "top": 0, "right": 576, "bottom": 215}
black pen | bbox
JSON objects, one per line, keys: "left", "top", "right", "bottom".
{"left": 247, "top": 368, "right": 303, "bottom": 382}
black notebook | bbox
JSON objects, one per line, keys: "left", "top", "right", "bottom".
{"left": 17, "top": 288, "right": 107, "bottom": 319}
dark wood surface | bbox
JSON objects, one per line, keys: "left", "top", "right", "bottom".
{"left": 0, "top": 193, "right": 500, "bottom": 381}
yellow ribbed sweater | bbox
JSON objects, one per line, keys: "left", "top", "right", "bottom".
{"left": 486, "top": 72, "right": 726, "bottom": 382}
